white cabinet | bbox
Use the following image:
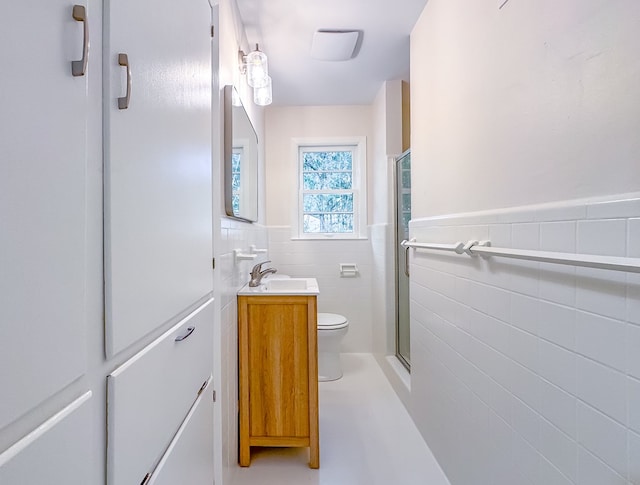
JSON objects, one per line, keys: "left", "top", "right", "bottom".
{"left": 0, "top": 393, "right": 92, "bottom": 485}
{"left": 1, "top": 2, "right": 216, "bottom": 484}
{"left": 0, "top": 1, "right": 89, "bottom": 429}
{"left": 107, "top": 299, "right": 214, "bottom": 485}
{"left": 103, "top": 0, "right": 214, "bottom": 357}
{"left": 148, "top": 378, "right": 215, "bottom": 485}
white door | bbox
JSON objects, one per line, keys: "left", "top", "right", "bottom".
{"left": 0, "top": 1, "right": 89, "bottom": 429}
{"left": 103, "top": 0, "right": 213, "bottom": 357}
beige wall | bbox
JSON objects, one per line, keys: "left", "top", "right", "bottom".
{"left": 263, "top": 93, "right": 403, "bottom": 355}
{"left": 411, "top": 0, "right": 640, "bottom": 218}
{"left": 264, "top": 105, "right": 373, "bottom": 226}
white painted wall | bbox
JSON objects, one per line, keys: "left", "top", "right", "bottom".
{"left": 265, "top": 105, "right": 373, "bottom": 226}
{"left": 264, "top": 105, "right": 375, "bottom": 352}
{"left": 409, "top": 1, "right": 640, "bottom": 484}
{"left": 263, "top": 91, "right": 404, "bottom": 356}
{"left": 411, "top": 0, "right": 640, "bottom": 218}
{"left": 214, "top": 1, "right": 268, "bottom": 483}
{"left": 409, "top": 197, "right": 640, "bottom": 485}
{"left": 370, "top": 81, "right": 404, "bottom": 359}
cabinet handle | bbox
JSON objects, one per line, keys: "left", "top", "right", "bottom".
{"left": 175, "top": 326, "right": 195, "bottom": 342}
{"left": 71, "top": 5, "right": 89, "bottom": 76}
{"left": 118, "top": 53, "right": 131, "bottom": 109}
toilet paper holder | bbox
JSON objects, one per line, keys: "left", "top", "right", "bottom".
{"left": 339, "top": 263, "right": 358, "bottom": 277}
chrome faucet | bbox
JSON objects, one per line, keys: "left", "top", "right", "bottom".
{"left": 249, "top": 260, "right": 277, "bottom": 287}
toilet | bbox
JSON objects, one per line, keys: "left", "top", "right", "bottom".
{"left": 317, "top": 312, "right": 349, "bottom": 381}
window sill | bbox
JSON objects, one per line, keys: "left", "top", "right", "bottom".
{"left": 290, "top": 236, "right": 369, "bottom": 241}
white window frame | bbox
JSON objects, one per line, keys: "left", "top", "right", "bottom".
{"left": 291, "top": 137, "right": 367, "bottom": 240}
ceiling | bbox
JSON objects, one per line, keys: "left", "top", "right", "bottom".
{"left": 234, "top": 0, "right": 428, "bottom": 106}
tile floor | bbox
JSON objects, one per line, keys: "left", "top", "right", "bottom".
{"left": 231, "top": 353, "right": 450, "bottom": 485}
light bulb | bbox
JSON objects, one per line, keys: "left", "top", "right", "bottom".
{"left": 246, "top": 45, "right": 269, "bottom": 88}
{"left": 253, "top": 76, "right": 272, "bottom": 106}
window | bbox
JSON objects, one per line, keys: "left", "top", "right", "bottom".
{"left": 231, "top": 148, "right": 242, "bottom": 214}
{"left": 294, "top": 138, "right": 367, "bottom": 238}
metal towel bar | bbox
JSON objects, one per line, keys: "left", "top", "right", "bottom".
{"left": 401, "top": 239, "right": 640, "bottom": 274}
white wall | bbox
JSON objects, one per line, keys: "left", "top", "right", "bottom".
{"left": 265, "top": 105, "right": 374, "bottom": 225}
{"left": 264, "top": 105, "right": 375, "bottom": 353}
{"left": 263, "top": 92, "right": 404, "bottom": 355}
{"left": 409, "top": 197, "right": 640, "bottom": 485}
{"left": 409, "top": 1, "right": 640, "bottom": 484}
{"left": 370, "top": 81, "right": 404, "bottom": 359}
{"left": 411, "top": 0, "right": 640, "bottom": 218}
{"left": 214, "top": 1, "right": 268, "bottom": 483}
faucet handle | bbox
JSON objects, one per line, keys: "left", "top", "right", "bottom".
{"left": 251, "top": 260, "right": 271, "bottom": 274}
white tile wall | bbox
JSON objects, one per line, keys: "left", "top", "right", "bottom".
{"left": 409, "top": 192, "right": 640, "bottom": 485}
{"left": 266, "top": 226, "right": 375, "bottom": 352}
{"left": 217, "top": 217, "right": 268, "bottom": 484}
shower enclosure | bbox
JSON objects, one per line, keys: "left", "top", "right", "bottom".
{"left": 394, "top": 150, "right": 411, "bottom": 369}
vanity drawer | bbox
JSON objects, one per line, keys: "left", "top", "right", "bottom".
{"left": 107, "top": 298, "right": 213, "bottom": 485}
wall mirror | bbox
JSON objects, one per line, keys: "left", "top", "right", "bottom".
{"left": 224, "top": 85, "right": 258, "bottom": 222}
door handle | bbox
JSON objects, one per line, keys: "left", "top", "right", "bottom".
{"left": 401, "top": 239, "right": 414, "bottom": 277}
{"left": 404, "top": 245, "right": 411, "bottom": 277}
{"left": 118, "top": 53, "right": 131, "bottom": 109}
{"left": 175, "top": 326, "right": 195, "bottom": 342}
{"left": 71, "top": 5, "right": 89, "bottom": 76}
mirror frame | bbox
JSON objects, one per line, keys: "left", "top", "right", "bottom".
{"left": 223, "top": 85, "right": 258, "bottom": 222}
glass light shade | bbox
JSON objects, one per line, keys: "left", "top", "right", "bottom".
{"left": 253, "top": 76, "right": 272, "bottom": 106}
{"left": 246, "top": 46, "right": 269, "bottom": 88}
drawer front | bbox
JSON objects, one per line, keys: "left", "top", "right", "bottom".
{"left": 0, "top": 392, "right": 92, "bottom": 485}
{"left": 148, "top": 377, "right": 214, "bottom": 485}
{"left": 107, "top": 298, "right": 213, "bottom": 485}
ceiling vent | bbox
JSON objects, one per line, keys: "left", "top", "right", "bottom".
{"left": 310, "top": 30, "right": 360, "bottom": 61}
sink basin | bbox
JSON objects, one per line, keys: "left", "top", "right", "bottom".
{"left": 262, "top": 274, "right": 290, "bottom": 280}
{"left": 267, "top": 278, "right": 309, "bottom": 291}
{"left": 238, "top": 277, "right": 319, "bottom": 295}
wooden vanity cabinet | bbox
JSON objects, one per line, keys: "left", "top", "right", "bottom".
{"left": 238, "top": 294, "right": 319, "bottom": 468}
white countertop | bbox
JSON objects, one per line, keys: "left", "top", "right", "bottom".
{"left": 238, "top": 277, "right": 320, "bottom": 296}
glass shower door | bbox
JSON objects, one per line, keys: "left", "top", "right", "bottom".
{"left": 395, "top": 150, "right": 411, "bottom": 369}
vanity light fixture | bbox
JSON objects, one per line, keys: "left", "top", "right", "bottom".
{"left": 238, "top": 43, "right": 272, "bottom": 105}
{"left": 253, "top": 76, "right": 272, "bottom": 106}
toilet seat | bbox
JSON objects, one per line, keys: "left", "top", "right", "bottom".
{"left": 317, "top": 312, "right": 348, "bottom": 330}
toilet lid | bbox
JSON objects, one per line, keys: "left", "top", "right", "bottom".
{"left": 317, "top": 312, "right": 348, "bottom": 330}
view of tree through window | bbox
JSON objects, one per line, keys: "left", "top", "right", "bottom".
{"left": 232, "top": 149, "right": 241, "bottom": 214}
{"left": 301, "top": 148, "right": 355, "bottom": 233}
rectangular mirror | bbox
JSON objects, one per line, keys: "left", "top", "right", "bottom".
{"left": 224, "top": 85, "right": 258, "bottom": 222}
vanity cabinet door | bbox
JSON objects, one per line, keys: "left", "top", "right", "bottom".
{"left": 238, "top": 295, "right": 319, "bottom": 468}
{"left": 103, "top": 0, "right": 213, "bottom": 357}
{"left": 247, "top": 300, "right": 311, "bottom": 438}
{"left": 0, "top": 1, "right": 89, "bottom": 429}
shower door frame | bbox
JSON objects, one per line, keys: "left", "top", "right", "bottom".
{"left": 394, "top": 149, "right": 411, "bottom": 371}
